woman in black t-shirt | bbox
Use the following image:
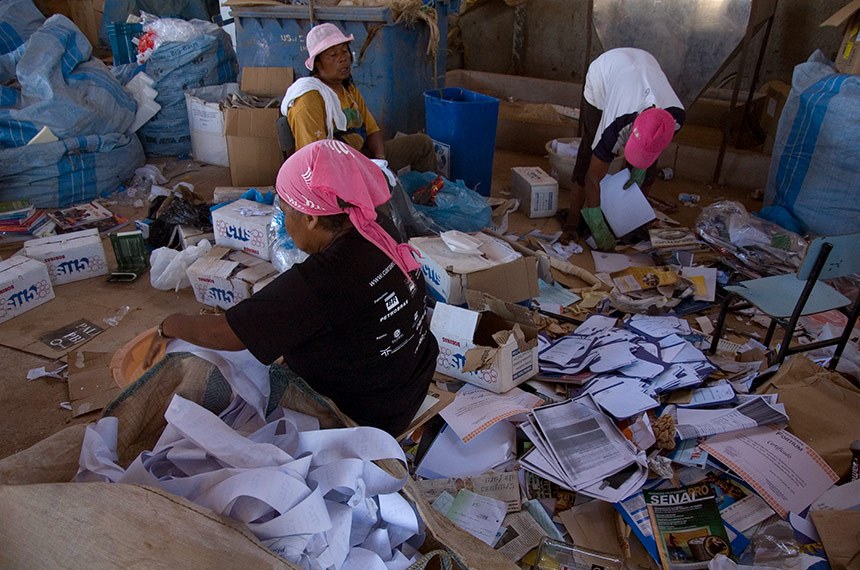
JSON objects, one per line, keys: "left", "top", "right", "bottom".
{"left": 146, "top": 140, "right": 438, "bottom": 436}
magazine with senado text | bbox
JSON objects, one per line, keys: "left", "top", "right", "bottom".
{"left": 644, "top": 483, "right": 732, "bottom": 569}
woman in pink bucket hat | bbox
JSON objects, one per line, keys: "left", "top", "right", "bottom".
{"left": 281, "top": 23, "right": 438, "bottom": 174}
{"left": 562, "top": 48, "right": 685, "bottom": 251}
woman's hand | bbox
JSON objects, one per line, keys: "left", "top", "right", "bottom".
{"left": 144, "top": 332, "right": 168, "bottom": 368}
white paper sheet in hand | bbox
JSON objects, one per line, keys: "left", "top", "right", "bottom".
{"left": 599, "top": 170, "right": 656, "bottom": 237}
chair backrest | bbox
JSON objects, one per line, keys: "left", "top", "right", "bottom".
{"left": 797, "top": 231, "right": 860, "bottom": 281}
{"left": 276, "top": 115, "right": 295, "bottom": 159}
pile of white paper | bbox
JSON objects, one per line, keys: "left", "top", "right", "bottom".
{"left": 75, "top": 344, "right": 425, "bottom": 570}
{"left": 537, "top": 315, "right": 716, "bottom": 420}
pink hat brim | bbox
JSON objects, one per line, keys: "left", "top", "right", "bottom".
{"left": 304, "top": 33, "right": 355, "bottom": 71}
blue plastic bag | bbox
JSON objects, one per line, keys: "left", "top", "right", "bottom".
{"left": 398, "top": 171, "right": 492, "bottom": 233}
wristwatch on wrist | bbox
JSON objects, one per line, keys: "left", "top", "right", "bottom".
{"left": 156, "top": 320, "right": 170, "bottom": 339}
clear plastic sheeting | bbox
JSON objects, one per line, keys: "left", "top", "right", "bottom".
{"left": 269, "top": 199, "right": 309, "bottom": 273}
{"left": 695, "top": 201, "right": 807, "bottom": 278}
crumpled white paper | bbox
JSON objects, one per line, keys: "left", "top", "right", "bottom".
{"left": 75, "top": 347, "right": 423, "bottom": 569}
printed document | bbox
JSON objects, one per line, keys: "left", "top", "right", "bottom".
{"left": 440, "top": 384, "right": 543, "bottom": 442}
{"left": 701, "top": 426, "right": 838, "bottom": 517}
{"left": 675, "top": 397, "right": 788, "bottom": 440}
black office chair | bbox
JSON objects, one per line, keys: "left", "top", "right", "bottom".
{"left": 276, "top": 115, "right": 295, "bottom": 161}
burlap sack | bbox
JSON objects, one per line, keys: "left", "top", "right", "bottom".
{"left": 0, "top": 352, "right": 516, "bottom": 569}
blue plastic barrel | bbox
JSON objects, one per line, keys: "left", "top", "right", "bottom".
{"left": 231, "top": 3, "right": 453, "bottom": 139}
{"left": 424, "top": 87, "right": 499, "bottom": 196}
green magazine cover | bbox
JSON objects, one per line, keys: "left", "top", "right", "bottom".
{"left": 644, "top": 483, "right": 732, "bottom": 569}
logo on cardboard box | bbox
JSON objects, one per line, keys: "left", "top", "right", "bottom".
{"left": 49, "top": 256, "right": 106, "bottom": 280}
{"left": 215, "top": 220, "right": 266, "bottom": 249}
{"left": 422, "top": 264, "right": 442, "bottom": 286}
{"left": 436, "top": 346, "right": 499, "bottom": 385}
{"left": 1, "top": 280, "right": 52, "bottom": 320}
{"left": 207, "top": 287, "right": 237, "bottom": 305}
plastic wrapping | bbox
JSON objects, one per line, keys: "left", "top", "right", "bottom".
{"left": 137, "top": 12, "right": 220, "bottom": 64}
{"left": 269, "top": 199, "right": 308, "bottom": 273}
{"left": 733, "top": 517, "right": 828, "bottom": 569}
{"left": 149, "top": 240, "right": 212, "bottom": 291}
{"left": 695, "top": 201, "right": 807, "bottom": 277}
{"left": 398, "top": 171, "right": 492, "bottom": 234}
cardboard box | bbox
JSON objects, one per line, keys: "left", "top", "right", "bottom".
{"left": 430, "top": 291, "right": 539, "bottom": 393}
{"left": 212, "top": 199, "right": 276, "bottom": 260}
{"left": 34, "top": 0, "right": 103, "bottom": 47}
{"left": 177, "top": 225, "right": 215, "bottom": 250}
{"left": 511, "top": 166, "right": 559, "bottom": 218}
{"left": 213, "top": 186, "right": 275, "bottom": 203}
{"left": 759, "top": 80, "right": 791, "bottom": 153}
{"left": 22, "top": 229, "right": 108, "bottom": 285}
{"left": 410, "top": 232, "right": 539, "bottom": 306}
{"left": 186, "top": 246, "right": 278, "bottom": 309}
{"left": 0, "top": 257, "right": 55, "bottom": 325}
{"left": 822, "top": 0, "right": 860, "bottom": 74}
{"left": 224, "top": 67, "right": 294, "bottom": 187}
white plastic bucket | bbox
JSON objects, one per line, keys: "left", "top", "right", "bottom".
{"left": 185, "top": 83, "right": 239, "bottom": 167}
{"left": 544, "top": 137, "right": 580, "bottom": 190}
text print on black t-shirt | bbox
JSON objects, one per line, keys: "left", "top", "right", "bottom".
{"left": 371, "top": 263, "right": 423, "bottom": 358}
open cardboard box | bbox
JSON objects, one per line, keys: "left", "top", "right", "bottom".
{"left": 224, "top": 67, "right": 294, "bottom": 187}
{"left": 211, "top": 198, "right": 276, "bottom": 261}
{"left": 410, "top": 231, "right": 539, "bottom": 306}
{"left": 431, "top": 290, "right": 540, "bottom": 393}
{"left": 186, "top": 246, "right": 278, "bottom": 310}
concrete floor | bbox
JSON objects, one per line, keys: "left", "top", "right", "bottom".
{"left": 0, "top": 149, "right": 764, "bottom": 460}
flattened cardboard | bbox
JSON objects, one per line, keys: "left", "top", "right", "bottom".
{"left": 0, "top": 257, "right": 55, "bottom": 325}
{"left": 39, "top": 319, "right": 103, "bottom": 352}
{"left": 186, "top": 246, "right": 278, "bottom": 309}
{"left": 22, "top": 228, "right": 109, "bottom": 285}
{"left": 758, "top": 355, "right": 860, "bottom": 478}
{"left": 821, "top": 0, "right": 860, "bottom": 74}
{"left": 224, "top": 107, "right": 283, "bottom": 187}
{"left": 810, "top": 509, "right": 860, "bottom": 569}
{"left": 213, "top": 186, "right": 275, "bottom": 203}
{"left": 430, "top": 291, "right": 539, "bottom": 393}
{"left": 67, "top": 350, "right": 120, "bottom": 417}
{"left": 240, "top": 67, "right": 294, "bottom": 98}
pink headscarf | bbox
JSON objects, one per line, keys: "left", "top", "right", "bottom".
{"left": 276, "top": 140, "right": 420, "bottom": 278}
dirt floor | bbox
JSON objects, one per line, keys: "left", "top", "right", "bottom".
{"left": 0, "top": 150, "right": 765, "bottom": 460}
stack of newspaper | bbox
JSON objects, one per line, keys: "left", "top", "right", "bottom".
{"left": 519, "top": 395, "right": 648, "bottom": 503}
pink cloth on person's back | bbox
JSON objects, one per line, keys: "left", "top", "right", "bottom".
{"left": 276, "top": 140, "right": 420, "bottom": 278}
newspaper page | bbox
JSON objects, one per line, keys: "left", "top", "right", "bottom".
{"left": 644, "top": 483, "right": 733, "bottom": 569}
